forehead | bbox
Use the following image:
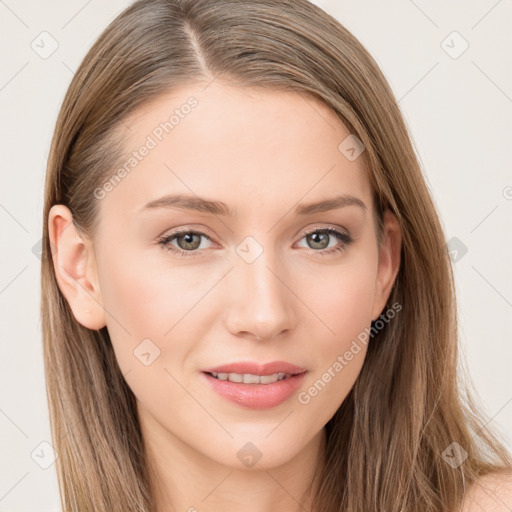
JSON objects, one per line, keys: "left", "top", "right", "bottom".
{"left": 101, "top": 81, "right": 372, "bottom": 218}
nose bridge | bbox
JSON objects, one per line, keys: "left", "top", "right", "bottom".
{"left": 224, "top": 236, "right": 297, "bottom": 339}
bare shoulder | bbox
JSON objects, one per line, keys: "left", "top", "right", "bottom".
{"left": 461, "top": 471, "right": 512, "bottom": 511}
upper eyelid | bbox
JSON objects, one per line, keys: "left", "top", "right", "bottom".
{"left": 161, "top": 225, "right": 349, "bottom": 240}
{"left": 302, "top": 226, "right": 348, "bottom": 236}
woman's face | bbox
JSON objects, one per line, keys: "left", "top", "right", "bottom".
{"left": 51, "top": 81, "right": 401, "bottom": 470}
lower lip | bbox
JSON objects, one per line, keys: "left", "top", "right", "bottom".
{"left": 201, "top": 371, "right": 307, "bottom": 409}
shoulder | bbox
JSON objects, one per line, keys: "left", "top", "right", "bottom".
{"left": 461, "top": 471, "right": 512, "bottom": 511}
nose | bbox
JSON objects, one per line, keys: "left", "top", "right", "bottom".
{"left": 223, "top": 246, "right": 298, "bottom": 341}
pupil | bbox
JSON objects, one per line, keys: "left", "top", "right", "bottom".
{"left": 309, "top": 232, "right": 328, "bottom": 249}
{"left": 179, "top": 233, "right": 200, "bottom": 250}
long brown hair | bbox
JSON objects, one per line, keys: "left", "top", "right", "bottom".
{"left": 41, "top": 0, "right": 512, "bottom": 510}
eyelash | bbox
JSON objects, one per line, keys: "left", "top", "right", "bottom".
{"left": 157, "top": 227, "right": 353, "bottom": 258}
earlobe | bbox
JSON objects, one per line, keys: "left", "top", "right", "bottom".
{"left": 371, "top": 208, "right": 402, "bottom": 322}
{"left": 48, "top": 205, "right": 106, "bottom": 330}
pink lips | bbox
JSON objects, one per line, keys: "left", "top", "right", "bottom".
{"left": 202, "top": 360, "right": 306, "bottom": 376}
{"left": 201, "top": 360, "right": 308, "bottom": 410}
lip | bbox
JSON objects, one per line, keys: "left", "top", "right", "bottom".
{"left": 202, "top": 360, "right": 307, "bottom": 376}
{"left": 201, "top": 360, "right": 308, "bottom": 410}
{"left": 201, "top": 371, "right": 307, "bottom": 410}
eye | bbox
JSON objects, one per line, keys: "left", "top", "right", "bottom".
{"left": 157, "top": 226, "right": 353, "bottom": 258}
{"left": 296, "top": 227, "right": 353, "bottom": 256}
{"left": 157, "top": 229, "right": 213, "bottom": 256}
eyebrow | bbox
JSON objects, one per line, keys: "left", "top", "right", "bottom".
{"left": 140, "top": 193, "right": 367, "bottom": 216}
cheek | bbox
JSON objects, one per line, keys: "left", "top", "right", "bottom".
{"left": 96, "top": 246, "right": 224, "bottom": 372}
{"left": 294, "top": 252, "right": 377, "bottom": 415}
{"left": 95, "top": 251, "right": 208, "bottom": 418}
{"left": 296, "top": 247, "right": 378, "bottom": 344}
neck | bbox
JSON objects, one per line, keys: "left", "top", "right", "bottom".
{"left": 141, "top": 413, "right": 327, "bottom": 512}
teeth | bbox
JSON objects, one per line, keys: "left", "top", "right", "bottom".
{"left": 243, "top": 373, "right": 261, "bottom": 384}
{"left": 209, "top": 372, "right": 291, "bottom": 384}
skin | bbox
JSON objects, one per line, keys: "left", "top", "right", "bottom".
{"left": 49, "top": 81, "right": 402, "bottom": 511}
{"left": 461, "top": 472, "right": 512, "bottom": 511}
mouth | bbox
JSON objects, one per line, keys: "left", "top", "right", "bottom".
{"left": 204, "top": 371, "right": 297, "bottom": 384}
{"left": 201, "top": 360, "right": 306, "bottom": 378}
{"left": 201, "top": 368, "right": 308, "bottom": 409}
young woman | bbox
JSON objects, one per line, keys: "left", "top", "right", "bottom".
{"left": 41, "top": 0, "right": 512, "bottom": 510}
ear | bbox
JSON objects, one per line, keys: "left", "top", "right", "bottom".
{"left": 371, "top": 208, "right": 402, "bottom": 321}
{"left": 48, "top": 205, "right": 106, "bottom": 330}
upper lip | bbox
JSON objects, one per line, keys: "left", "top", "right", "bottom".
{"left": 202, "top": 361, "right": 307, "bottom": 376}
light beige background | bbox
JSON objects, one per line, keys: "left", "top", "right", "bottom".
{"left": 0, "top": 0, "right": 511, "bottom": 510}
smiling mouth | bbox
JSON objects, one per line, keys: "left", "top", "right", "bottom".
{"left": 202, "top": 370, "right": 308, "bottom": 409}
{"left": 205, "top": 371, "right": 298, "bottom": 384}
